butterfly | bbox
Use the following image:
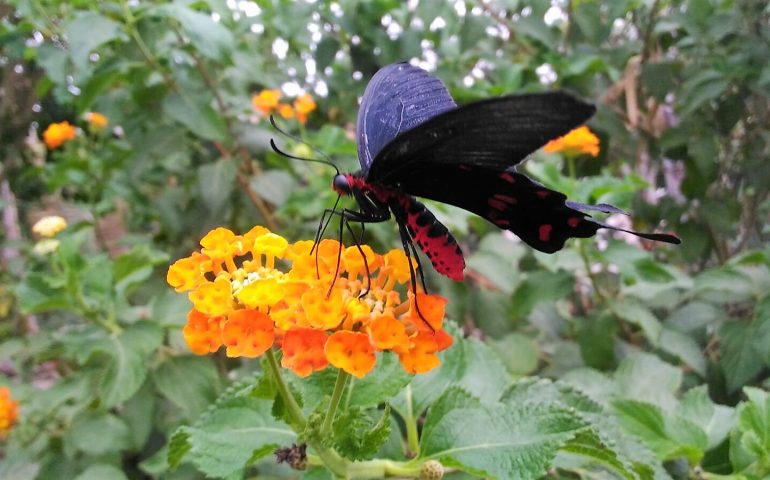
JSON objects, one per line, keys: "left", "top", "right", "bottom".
{"left": 276, "top": 62, "right": 680, "bottom": 284}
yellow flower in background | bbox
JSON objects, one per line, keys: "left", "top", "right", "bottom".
{"left": 252, "top": 89, "right": 282, "bottom": 115}
{"left": 167, "top": 226, "right": 452, "bottom": 378}
{"left": 42, "top": 121, "right": 77, "bottom": 149}
{"left": 0, "top": 386, "right": 18, "bottom": 438}
{"left": 543, "top": 125, "right": 600, "bottom": 157}
{"left": 85, "top": 112, "right": 109, "bottom": 131}
{"left": 32, "top": 215, "right": 67, "bottom": 238}
{"left": 293, "top": 93, "right": 316, "bottom": 124}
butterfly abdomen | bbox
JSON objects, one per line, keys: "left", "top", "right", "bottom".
{"left": 389, "top": 195, "right": 465, "bottom": 281}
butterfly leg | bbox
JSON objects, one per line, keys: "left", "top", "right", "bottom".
{"left": 317, "top": 207, "right": 390, "bottom": 296}
{"left": 396, "top": 220, "right": 434, "bottom": 333}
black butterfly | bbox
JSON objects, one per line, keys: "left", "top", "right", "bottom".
{"left": 275, "top": 63, "right": 680, "bottom": 284}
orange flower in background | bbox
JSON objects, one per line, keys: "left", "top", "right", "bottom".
{"left": 543, "top": 125, "right": 600, "bottom": 157}
{"left": 42, "top": 121, "right": 76, "bottom": 149}
{"left": 252, "top": 89, "right": 282, "bottom": 115}
{"left": 166, "top": 226, "right": 453, "bottom": 377}
{"left": 293, "top": 93, "right": 316, "bottom": 124}
{"left": 0, "top": 386, "right": 19, "bottom": 437}
{"left": 85, "top": 112, "right": 109, "bottom": 130}
{"left": 277, "top": 103, "right": 295, "bottom": 119}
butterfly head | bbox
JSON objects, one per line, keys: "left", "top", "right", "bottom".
{"left": 332, "top": 174, "right": 352, "bottom": 196}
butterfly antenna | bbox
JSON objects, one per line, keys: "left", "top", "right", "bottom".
{"left": 269, "top": 116, "right": 340, "bottom": 174}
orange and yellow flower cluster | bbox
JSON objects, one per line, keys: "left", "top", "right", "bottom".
{"left": 0, "top": 386, "right": 18, "bottom": 438}
{"left": 543, "top": 125, "right": 600, "bottom": 157}
{"left": 252, "top": 89, "right": 317, "bottom": 124}
{"left": 42, "top": 121, "right": 77, "bottom": 149}
{"left": 167, "top": 227, "right": 452, "bottom": 378}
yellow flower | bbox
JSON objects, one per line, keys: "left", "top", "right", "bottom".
{"left": 42, "top": 121, "right": 77, "bottom": 149}
{"left": 85, "top": 112, "right": 109, "bottom": 130}
{"left": 252, "top": 89, "right": 282, "bottom": 115}
{"left": 0, "top": 386, "right": 18, "bottom": 438}
{"left": 543, "top": 125, "right": 600, "bottom": 157}
{"left": 32, "top": 215, "right": 67, "bottom": 238}
{"left": 167, "top": 226, "right": 453, "bottom": 377}
{"left": 293, "top": 93, "right": 316, "bottom": 124}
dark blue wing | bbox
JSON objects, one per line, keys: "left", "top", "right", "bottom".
{"left": 356, "top": 63, "right": 456, "bottom": 173}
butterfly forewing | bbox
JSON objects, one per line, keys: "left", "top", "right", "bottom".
{"left": 365, "top": 92, "right": 596, "bottom": 184}
{"left": 357, "top": 63, "right": 456, "bottom": 172}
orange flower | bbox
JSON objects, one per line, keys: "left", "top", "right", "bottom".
{"left": 167, "top": 226, "right": 453, "bottom": 376}
{"left": 293, "top": 93, "right": 316, "bottom": 124}
{"left": 85, "top": 112, "right": 109, "bottom": 130}
{"left": 252, "top": 89, "right": 282, "bottom": 115}
{"left": 277, "top": 103, "right": 295, "bottom": 119}
{"left": 325, "top": 331, "right": 376, "bottom": 378}
{"left": 167, "top": 252, "right": 210, "bottom": 292}
{"left": 543, "top": 125, "right": 600, "bottom": 157}
{"left": 222, "top": 309, "right": 275, "bottom": 358}
{"left": 281, "top": 327, "right": 329, "bottom": 377}
{"left": 183, "top": 309, "right": 224, "bottom": 354}
{"left": 0, "top": 387, "right": 18, "bottom": 437}
{"left": 42, "top": 121, "right": 77, "bottom": 149}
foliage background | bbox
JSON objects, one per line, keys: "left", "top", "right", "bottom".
{"left": 1, "top": 0, "right": 770, "bottom": 478}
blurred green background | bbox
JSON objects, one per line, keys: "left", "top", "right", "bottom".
{"left": 1, "top": 0, "right": 770, "bottom": 478}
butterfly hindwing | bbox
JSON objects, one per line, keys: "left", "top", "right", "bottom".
{"left": 392, "top": 165, "right": 602, "bottom": 253}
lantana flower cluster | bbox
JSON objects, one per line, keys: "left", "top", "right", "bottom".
{"left": 543, "top": 125, "right": 600, "bottom": 157}
{"left": 167, "top": 227, "right": 452, "bottom": 378}
{"left": 252, "top": 89, "right": 317, "bottom": 124}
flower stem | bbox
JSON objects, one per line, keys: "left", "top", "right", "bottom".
{"left": 264, "top": 348, "right": 306, "bottom": 429}
{"left": 321, "top": 368, "right": 349, "bottom": 437}
{"left": 404, "top": 385, "right": 420, "bottom": 455}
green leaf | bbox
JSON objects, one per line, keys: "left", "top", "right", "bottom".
{"left": 720, "top": 320, "right": 764, "bottom": 393}
{"left": 182, "top": 397, "right": 295, "bottom": 477}
{"left": 101, "top": 322, "right": 164, "bottom": 408}
{"left": 659, "top": 327, "right": 707, "bottom": 376}
{"left": 153, "top": 355, "right": 220, "bottom": 420}
{"left": 560, "top": 430, "right": 637, "bottom": 480}
{"left": 420, "top": 403, "right": 585, "bottom": 479}
{"left": 510, "top": 270, "right": 574, "bottom": 319}
{"left": 161, "top": 5, "right": 235, "bottom": 61}
{"left": 112, "top": 245, "right": 168, "bottom": 297}
{"left": 677, "top": 386, "right": 735, "bottom": 449}
{"left": 63, "top": 12, "right": 123, "bottom": 71}
{"left": 198, "top": 159, "right": 237, "bottom": 212}
{"left": 162, "top": 93, "right": 228, "bottom": 142}
{"left": 66, "top": 411, "right": 132, "bottom": 456}
{"left": 15, "top": 272, "right": 71, "bottom": 314}
{"left": 422, "top": 387, "right": 482, "bottom": 448}
{"left": 614, "top": 353, "right": 681, "bottom": 410}
{"left": 490, "top": 333, "right": 539, "bottom": 375}
{"left": 74, "top": 464, "right": 128, "bottom": 480}
{"left": 695, "top": 267, "right": 754, "bottom": 303}
{"left": 610, "top": 299, "right": 662, "bottom": 346}
{"left": 167, "top": 428, "right": 192, "bottom": 470}
{"left": 250, "top": 169, "right": 297, "bottom": 206}
{"left": 332, "top": 406, "right": 391, "bottom": 461}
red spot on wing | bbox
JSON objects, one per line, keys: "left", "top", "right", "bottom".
{"left": 500, "top": 172, "right": 515, "bottom": 183}
{"left": 493, "top": 194, "right": 516, "bottom": 204}
{"left": 567, "top": 217, "right": 581, "bottom": 228}
{"left": 538, "top": 224, "right": 553, "bottom": 242}
{"left": 536, "top": 190, "right": 549, "bottom": 199}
